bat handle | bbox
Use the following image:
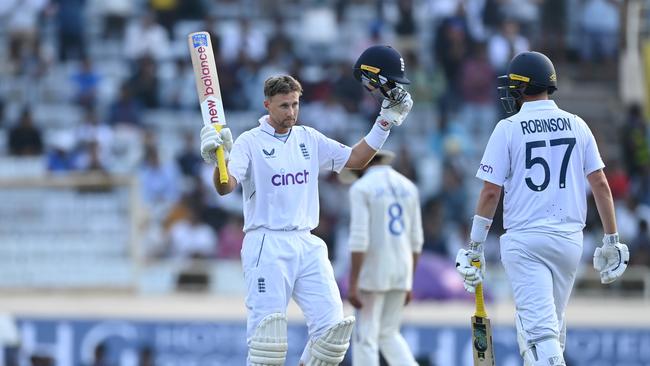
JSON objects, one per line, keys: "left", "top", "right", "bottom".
{"left": 472, "top": 259, "right": 487, "bottom": 318}
{"left": 213, "top": 125, "right": 229, "bottom": 184}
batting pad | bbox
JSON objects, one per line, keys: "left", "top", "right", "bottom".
{"left": 249, "top": 313, "right": 288, "bottom": 366}
{"left": 305, "top": 316, "right": 355, "bottom": 366}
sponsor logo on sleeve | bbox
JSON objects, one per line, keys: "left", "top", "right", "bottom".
{"left": 479, "top": 163, "right": 493, "bottom": 174}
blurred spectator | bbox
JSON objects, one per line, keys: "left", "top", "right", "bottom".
{"left": 124, "top": 12, "right": 171, "bottom": 61}
{"left": 620, "top": 104, "right": 650, "bottom": 181}
{"left": 433, "top": 15, "right": 470, "bottom": 116}
{"left": 108, "top": 83, "right": 143, "bottom": 126}
{"left": 30, "top": 355, "right": 54, "bottom": 366}
{"left": 46, "top": 131, "right": 79, "bottom": 173}
{"left": 89, "top": 342, "right": 111, "bottom": 366}
{"left": 331, "top": 61, "right": 364, "bottom": 114}
{"left": 605, "top": 159, "right": 630, "bottom": 200}
{"left": 221, "top": 17, "right": 268, "bottom": 63}
{"left": 167, "top": 205, "right": 217, "bottom": 259}
{"left": 402, "top": 50, "right": 443, "bottom": 106}
{"left": 217, "top": 214, "right": 245, "bottom": 259}
{"left": 138, "top": 145, "right": 180, "bottom": 215}
{"left": 76, "top": 140, "right": 108, "bottom": 174}
{"left": 394, "top": 0, "right": 417, "bottom": 52}
{"left": 393, "top": 144, "right": 417, "bottom": 182}
{"left": 0, "top": 313, "right": 19, "bottom": 366}
{"left": 159, "top": 58, "right": 196, "bottom": 110}
{"left": 488, "top": 18, "right": 530, "bottom": 75}
{"left": 439, "top": 162, "right": 468, "bottom": 225}
{"left": 8, "top": 108, "right": 43, "bottom": 156}
{"left": 138, "top": 345, "right": 155, "bottom": 366}
{"left": 630, "top": 219, "right": 650, "bottom": 266}
{"left": 149, "top": 0, "right": 179, "bottom": 37}
{"left": 421, "top": 197, "right": 449, "bottom": 257}
{"left": 99, "top": 0, "right": 134, "bottom": 40}
{"left": 70, "top": 57, "right": 101, "bottom": 108}
{"left": 266, "top": 15, "right": 295, "bottom": 68}
{"left": 500, "top": 0, "right": 542, "bottom": 39}
{"left": 52, "top": 0, "right": 87, "bottom": 61}
{"left": 458, "top": 41, "right": 497, "bottom": 148}
{"left": 76, "top": 107, "right": 113, "bottom": 158}
{"left": 175, "top": 131, "right": 202, "bottom": 177}
{"left": 0, "top": 0, "right": 48, "bottom": 73}
{"left": 579, "top": 0, "right": 620, "bottom": 64}
{"left": 129, "top": 55, "right": 160, "bottom": 108}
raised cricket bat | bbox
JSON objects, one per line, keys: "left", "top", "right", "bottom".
{"left": 471, "top": 259, "right": 496, "bottom": 366}
{"left": 187, "top": 31, "right": 228, "bottom": 183}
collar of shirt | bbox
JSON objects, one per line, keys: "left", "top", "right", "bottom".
{"left": 519, "top": 100, "right": 558, "bottom": 112}
{"left": 258, "top": 115, "right": 281, "bottom": 135}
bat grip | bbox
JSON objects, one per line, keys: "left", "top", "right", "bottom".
{"left": 472, "top": 259, "right": 487, "bottom": 318}
{"left": 213, "top": 124, "right": 229, "bottom": 184}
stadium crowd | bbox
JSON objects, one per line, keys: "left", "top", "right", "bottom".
{"left": 0, "top": 0, "right": 647, "bottom": 291}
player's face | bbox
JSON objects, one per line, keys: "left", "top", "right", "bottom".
{"left": 265, "top": 91, "right": 300, "bottom": 134}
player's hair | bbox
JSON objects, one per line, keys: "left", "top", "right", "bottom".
{"left": 264, "top": 75, "right": 303, "bottom": 98}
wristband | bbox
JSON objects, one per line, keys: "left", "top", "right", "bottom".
{"left": 470, "top": 215, "right": 493, "bottom": 244}
{"left": 364, "top": 122, "right": 390, "bottom": 150}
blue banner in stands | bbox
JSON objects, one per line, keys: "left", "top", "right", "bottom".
{"left": 7, "top": 318, "right": 650, "bottom": 366}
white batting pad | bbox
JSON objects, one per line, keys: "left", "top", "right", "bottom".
{"left": 249, "top": 313, "right": 288, "bottom": 366}
{"left": 305, "top": 316, "right": 355, "bottom": 366}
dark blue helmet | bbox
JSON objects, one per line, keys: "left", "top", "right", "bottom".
{"left": 498, "top": 51, "right": 557, "bottom": 113}
{"left": 353, "top": 45, "right": 410, "bottom": 106}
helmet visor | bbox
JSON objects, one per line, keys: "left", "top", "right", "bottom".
{"left": 497, "top": 75, "right": 523, "bottom": 114}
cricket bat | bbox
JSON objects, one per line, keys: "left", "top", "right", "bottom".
{"left": 187, "top": 31, "right": 228, "bottom": 184}
{"left": 471, "top": 259, "right": 496, "bottom": 366}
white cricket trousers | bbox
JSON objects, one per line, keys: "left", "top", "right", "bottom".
{"left": 352, "top": 290, "right": 417, "bottom": 366}
{"left": 241, "top": 229, "right": 344, "bottom": 356}
{"left": 500, "top": 231, "right": 582, "bottom": 352}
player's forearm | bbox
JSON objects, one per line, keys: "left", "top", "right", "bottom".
{"left": 475, "top": 182, "right": 502, "bottom": 219}
{"left": 213, "top": 166, "right": 236, "bottom": 195}
{"left": 349, "top": 252, "right": 365, "bottom": 287}
{"left": 588, "top": 170, "right": 617, "bottom": 234}
{"left": 345, "top": 139, "right": 377, "bottom": 169}
{"left": 412, "top": 252, "right": 420, "bottom": 275}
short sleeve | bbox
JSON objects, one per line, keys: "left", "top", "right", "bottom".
{"left": 312, "top": 128, "right": 352, "bottom": 173}
{"left": 582, "top": 120, "right": 605, "bottom": 175}
{"left": 227, "top": 134, "right": 251, "bottom": 183}
{"left": 476, "top": 120, "right": 510, "bottom": 185}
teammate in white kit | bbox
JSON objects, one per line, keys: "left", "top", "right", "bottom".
{"left": 455, "top": 51, "right": 629, "bottom": 366}
{"left": 345, "top": 150, "right": 423, "bottom": 366}
{"left": 199, "top": 45, "right": 413, "bottom": 366}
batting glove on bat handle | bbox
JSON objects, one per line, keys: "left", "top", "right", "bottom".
{"left": 593, "top": 233, "right": 630, "bottom": 284}
{"left": 455, "top": 247, "right": 486, "bottom": 293}
{"left": 376, "top": 91, "right": 413, "bottom": 131}
{"left": 200, "top": 125, "right": 233, "bottom": 165}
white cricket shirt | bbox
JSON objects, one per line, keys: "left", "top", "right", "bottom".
{"left": 228, "top": 116, "right": 352, "bottom": 232}
{"left": 477, "top": 100, "right": 605, "bottom": 233}
{"left": 348, "top": 165, "right": 424, "bottom": 291}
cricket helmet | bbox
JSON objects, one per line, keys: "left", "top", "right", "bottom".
{"left": 353, "top": 45, "right": 410, "bottom": 106}
{"left": 498, "top": 51, "right": 557, "bottom": 113}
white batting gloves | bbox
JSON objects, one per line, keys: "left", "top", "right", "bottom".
{"left": 593, "top": 233, "right": 629, "bottom": 284}
{"left": 200, "top": 124, "right": 233, "bottom": 164}
{"left": 376, "top": 90, "right": 413, "bottom": 131}
{"left": 455, "top": 242, "right": 486, "bottom": 293}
